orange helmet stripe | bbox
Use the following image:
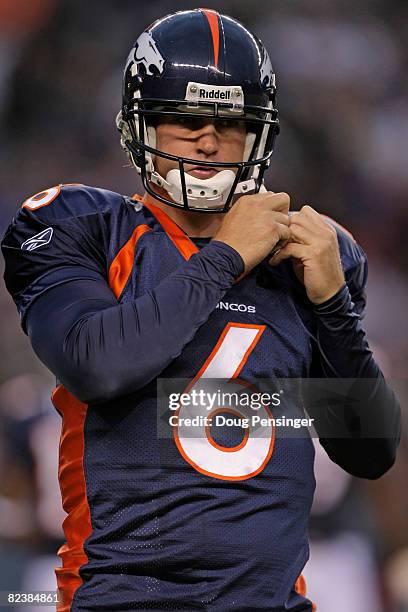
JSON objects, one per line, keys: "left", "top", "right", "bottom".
{"left": 202, "top": 9, "right": 220, "bottom": 68}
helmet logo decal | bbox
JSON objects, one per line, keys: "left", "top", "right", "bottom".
{"left": 133, "top": 32, "right": 165, "bottom": 76}
{"left": 259, "top": 48, "right": 275, "bottom": 89}
{"left": 202, "top": 9, "right": 220, "bottom": 68}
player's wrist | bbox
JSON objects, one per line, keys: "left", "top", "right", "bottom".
{"left": 204, "top": 240, "right": 245, "bottom": 279}
{"left": 313, "top": 283, "right": 350, "bottom": 314}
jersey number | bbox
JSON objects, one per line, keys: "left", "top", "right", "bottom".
{"left": 173, "top": 322, "right": 275, "bottom": 480}
{"left": 22, "top": 184, "right": 82, "bottom": 211}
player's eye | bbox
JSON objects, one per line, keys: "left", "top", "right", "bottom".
{"left": 165, "top": 116, "right": 245, "bottom": 133}
{"left": 215, "top": 119, "right": 241, "bottom": 130}
{"left": 174, "top": 116, "right": 190, "bottom": 126}
{"left": 167, "top": 115, "right": 202, "bottom": 130}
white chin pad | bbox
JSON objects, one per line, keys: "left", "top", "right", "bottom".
{"left": 164, "top": 169, "right": 237, "bottom": 209}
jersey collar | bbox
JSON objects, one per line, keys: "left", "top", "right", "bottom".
{"left": 132, "top": 193, "right": 199, "bottom": 261}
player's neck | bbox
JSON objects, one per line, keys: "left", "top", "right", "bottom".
{"left": 142, "top": 191, "right": 223, "bottom": 237}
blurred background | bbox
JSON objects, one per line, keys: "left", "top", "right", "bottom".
{"left": 0, "top": 0, "right": 407, "bottom": 610}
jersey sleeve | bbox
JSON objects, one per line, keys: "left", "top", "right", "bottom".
{"left": 306, "top": 223, "right": 401, "bottom": 479}
{"left": 324, "top": 217, "right": 368, "bottom": 317}
{"left": 2, "top": 186, "right": 245, "bottom": 404}
{"left": 1, "top": 185, "right": 112, "bottom": 330}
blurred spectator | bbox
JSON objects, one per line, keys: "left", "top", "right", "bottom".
{"left": 0, "top": 374, "right": 64, "bottom": 609}
{"left": 304, "top": 440, "right": 383, "bottom": 612}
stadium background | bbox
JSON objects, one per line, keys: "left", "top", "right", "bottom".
{"left": 0, "top": 0, "right": 407, "bottom": 610}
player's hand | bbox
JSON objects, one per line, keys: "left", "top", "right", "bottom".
{"left": 213, "top": 192, "right": 291, "bottom": 274}
{"left": 269, "top": 205, "right": 345, "bottom": 304}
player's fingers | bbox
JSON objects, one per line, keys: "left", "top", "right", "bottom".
{"left": 269, "top": 241, "right": 308, "bottom": 266}
{"left": 290, "top": 210, "right": 322, "bottom": 236}
{"left": 296, "top": 205, "right": 337, "bottom": 235}
{"left": 299, "top": 204, "right": 321, "bottom": 219}
{"left": 269, "top": 211, "right": 290, "bottom": 226}
{"left": 276, "top": 223, "right": 291, "bottom": 242}
{"left": 298, "top": 205, "right": 330, "bottom": 229}
{"left": 289, "top": 222, "right": 315, "bottom": 245}
{"left": 261, "top": 191, "right": 290, "bottom": 215}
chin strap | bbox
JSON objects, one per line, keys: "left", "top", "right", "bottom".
{"left": 150, "top": 169, "right": 258, "bottom": 209}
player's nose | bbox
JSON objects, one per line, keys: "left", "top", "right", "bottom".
{"left": 196, "top": 123, "right": 219, "bottom": 156}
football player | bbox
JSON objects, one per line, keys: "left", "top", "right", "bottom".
{"left": 1, "top": 9, "right": 401, "bottom": 612}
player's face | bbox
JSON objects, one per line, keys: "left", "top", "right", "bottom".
{"left": 153, "top": 117, "right": 247, "bottom": 180}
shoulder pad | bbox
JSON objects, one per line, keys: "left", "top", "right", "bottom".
{"left": 321, "top": 215, "right": 366, "bottom": 273}
{"left": 19, "top": 183, "right": 126, "bottom": 223}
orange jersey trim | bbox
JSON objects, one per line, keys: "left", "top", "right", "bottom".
{"left": 52, "top": 385, "right": 92, "bottom": 612}
{"left": 295, "top": 573, "right": 317, "bottom": 610}
{"left": 202, "top": 9, "right": 220, "bottom": 68}
{"left": 108, "top": 223, "right": 151, "bottom": 298}
{"left": 135, "top": 194, "right": 247, "bottom": 283}
{"left": 135, "top": 194, "right": 199, "bottom": 261}
{"left": 295, "top": 574, "right": 307, "bottom": 597}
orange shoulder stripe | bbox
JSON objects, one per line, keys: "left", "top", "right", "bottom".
{"left": 108, "top": 224, "right": 151, "bottom": 298}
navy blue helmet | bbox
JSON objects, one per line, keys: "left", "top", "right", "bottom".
{"left": 117, "top": 8, "right": 279, "bottom": 212}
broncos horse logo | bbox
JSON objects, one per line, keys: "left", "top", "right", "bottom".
{"left": 132, "top": 32, "right": 165, "bottom": 76}
{"left": 259, "top": 48, "right": 275, "bottom": 90}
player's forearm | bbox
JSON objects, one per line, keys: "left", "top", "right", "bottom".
{"left": 314, "top": 283, "right": 377, "bottom": 377}
{"left": 27, "top": 241, "right": 244, "bottom": 404}
{"left": 307, "top": 284, "right": 401, "bottom": 478}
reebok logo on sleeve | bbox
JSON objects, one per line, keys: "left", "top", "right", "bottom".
{"left": 21, "top": 227, "right": 53, "bottom": 252}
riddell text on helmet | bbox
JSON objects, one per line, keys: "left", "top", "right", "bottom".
{"left": 200, "top": 88, "right": 230, "bottom": 99}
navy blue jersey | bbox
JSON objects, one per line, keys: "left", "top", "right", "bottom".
{"left": 1, "top": 184, "right": 399, "bottom": 611}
